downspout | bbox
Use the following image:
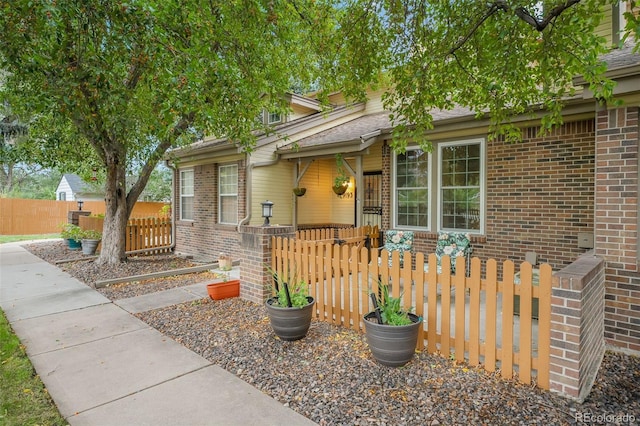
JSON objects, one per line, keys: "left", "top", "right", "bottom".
{"left": 237, "top": 152, "right": 281, "bottom": 231}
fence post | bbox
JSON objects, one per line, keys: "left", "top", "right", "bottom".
{"left": 548, "top": 253, "right": 605, "bottom": 402}
{"left": 238, "top": 225, "right": 295, "bottom": 304}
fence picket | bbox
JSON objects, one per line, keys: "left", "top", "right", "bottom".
{"left": 426, "top": 253, "right": 438, "bottom": 353}
{"left": 537, "top": 263, "right": 552, "bottom": 389}
{"left": 501, "top": 260, "right": 515, "bottom": 380}
{"left": 413, "top": 252, "right": 426, "bottom": 350}
{"left": 468, "top": 257, "right": 481, "bottom": 366}
{"left": 453, "top": 256, "right": 466, "bottom": 363}
{"left": 519, "top": 262, "right": 533, "bottom": 383}
{"left": 484, "top": 258, "right": 497, "bottom": 372}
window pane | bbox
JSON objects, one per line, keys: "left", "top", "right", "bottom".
{"left": 440, "top": 142, "right": 481, "bottom": 231}
{"left": 219, "top": 165, "right": 238, "bottom": 224}
{"left": 396, "top": 149, "right": 429, "bottom": 229}
{"left": 268, "top": 112, "right": 281, "bottom": 124}
{"left": 180, "top": 170, "right": 194, "bottom": 220}
{"left": 220, "top": 196, "right": 237, "bottom": 224}
{"left": 181, "top": 197, "right": 194, "bottom": 221}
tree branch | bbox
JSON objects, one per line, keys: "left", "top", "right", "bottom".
{"left": 448, "top": 0, "right": 583, "bottom": 56}
{"left": 448, "top": 2, "right": 507, "bottom": 55}
{"left": 126, "top": 111, "right": 195, "bottom": 216}
{"left": 514, "top": 0, "right": 583, "bottom": 31}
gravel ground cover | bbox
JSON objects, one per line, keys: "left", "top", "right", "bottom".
{"left": 22, "top": 240, "right": 640, "bottom": 425}
{"left": 25, "top": 240, "right": 217, "bottom": 300}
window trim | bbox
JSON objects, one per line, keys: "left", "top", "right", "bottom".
{"left": 267, "top": 111, "right": 282, "bottom": 125}
{"left": 437, "top": 138, "right": 485, "bottom": 234}
{"left": 179, "top": 168, "right": 194, "bottom": 221}
{"left": 218, "top": 163, "right": 239, "bottom": 225}
{"left": 391, "top": 138, "right": 485, "bottom": 234}
{"left": 392, "top": 146, "right": 432, "bottom": 231}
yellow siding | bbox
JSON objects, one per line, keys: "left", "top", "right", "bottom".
{"left": 595, "top": 3, "right": 613, "bottom": 44}
{"left": 251, "top": 160, "right": 294, "bottom": 226}
{"left": 289, "top": 104, "right": 318, "bottom": 121}
{"left": 363, "top": 88, "right": 388, "bottom": 114}
{"left": 296, "top": 160, "right": 332, "bottom": 224}
{"left": 363, "top": 143, "right": 383, "bottom": 171}
{"left": 295, "top": 158, "right": 356, "bottom": 225}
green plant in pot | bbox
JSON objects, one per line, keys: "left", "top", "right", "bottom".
{"left": 332, "top": 153, "right": 350, "bottom": 195}
{"left": 60, "top": 223, "right": 83, "bottom": 250}
{"left": 80, "top": 229, "right": 102, "bottom": 255}
{"left": 265, "top": 265, "right": 315, "bottom": 341}
{"left": 364, "top": 282, "right": 422, "bottom": 367}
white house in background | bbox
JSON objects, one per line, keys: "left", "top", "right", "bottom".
{"left": 55, "top": 173, "right": 103, "bottom": 201}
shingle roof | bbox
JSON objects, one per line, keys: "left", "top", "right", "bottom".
{"left": 601, "top": 40, "right": 640, "bottom": 70}
{"left": 278, "top": 105, "right": 475, "bottom": 152}
{"left": 64, "top": 173, "right": 90, "bottom": 193}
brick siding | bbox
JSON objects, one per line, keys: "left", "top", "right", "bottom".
{"left": 595, "top": 106, "right": 640, "bottom": 352}
{"left": 173, "top": 160, "right": 247, "bottom": 263}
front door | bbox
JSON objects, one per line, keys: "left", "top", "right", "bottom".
{"left": 362, "top": 172, "right": 382, "bottom": 228}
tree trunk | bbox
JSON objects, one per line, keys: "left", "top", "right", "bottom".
{"left": 97, "top": 154, "right": 129, "bottom": 265}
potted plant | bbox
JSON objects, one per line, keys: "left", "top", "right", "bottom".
{"left": 332, "top": 153, "right": 350, "bottom": 195}
{"left": 80, "top": 229, "right": 102, "bottom": 255}
{"left": 265, "top": 266, "right": 315, "bottom": 341}
{"left": 206, "top": 271, "right": 240, "bottom": 301}
{"left": 293, "top": 187, "right": 307, "bottom": 197}
{"left": 363, "top": 283, "right": 422, "bottom": 367}
{"left": 60, "top": 223, "right": 83, "bottom": 250}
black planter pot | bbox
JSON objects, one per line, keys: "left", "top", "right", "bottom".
{"left": 265, "top": 296, "right": 315, "bottom": 341}
{"left": 363, "top": 312, "right": 422, "bottom": 367}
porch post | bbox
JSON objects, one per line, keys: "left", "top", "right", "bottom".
{"left": 238, "top": 225, "right": 294, "bottom": 304}
{"left": 355, "top": 155, "right": 363, "bottom": 227}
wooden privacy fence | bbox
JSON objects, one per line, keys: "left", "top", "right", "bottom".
{"left": 79, "top": 216, "right": 172, "bottom": 254}
{"left": 271, "top": 237, "right": 552, "bottom": 389}
{"left": 0, "top": 198, "right": 169, "bottom": 235}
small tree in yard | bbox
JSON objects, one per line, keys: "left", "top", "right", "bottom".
{"left": 1, "top": 0, "right": 638, "bottom": 264}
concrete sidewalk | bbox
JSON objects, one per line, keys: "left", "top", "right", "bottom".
{"left": 0, "top": 242, "right": 315, "bottom": 426}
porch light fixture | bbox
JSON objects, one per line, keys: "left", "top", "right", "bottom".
{"left": 261, "top": 200, "right": 274, "bottom": 226}
{"left": 77, "top": 200, "right": 84, "bottom": 211}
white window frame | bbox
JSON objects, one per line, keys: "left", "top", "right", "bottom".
{"left": 267, "top": 111, "right": 282, "bottom": 125}
{"left": 218, "top": 164, "right": 238, "bottom": 225}
{"left": 180, "top": 169, "right": 194, "bottom": 221}
{"left": 437, "top": 138, "right": 485, "bottom": 234}
{"left": 392, "top": 147, "right": 431, "bottom": 231}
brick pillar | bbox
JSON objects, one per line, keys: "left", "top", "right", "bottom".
{"left": 239, "top": 225, "right": 295, "bottom": 304}
{"left": 549, "top": 253, "right": 605, "bottom": 402}
{"left": 67, "top": 210, "right": 90, "bottom": 225}
{"left": 594, "top": 106, "right": 640, "bottom": 352}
